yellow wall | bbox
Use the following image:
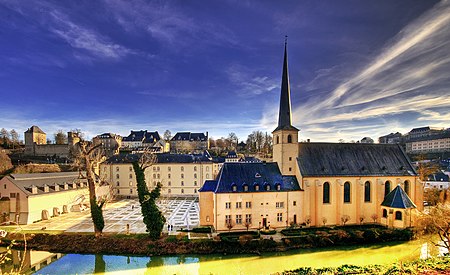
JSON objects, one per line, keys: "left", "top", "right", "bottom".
{"left": 27, "top": 188, "right": 89, "bottom": 224}
{"left": 272, "top": 129, "right": 298, "bottom": 176}
{"left": 100, "top": 162, "right": 219, "bottom": 197}
{"left": 0, "top": 177, "right": 89, "bottom": 224}
{"left": 301, "top": 175, "right": 421, "bottom": 227}
{"left": 200, "top": 190, "right": 302, "bottom": 231}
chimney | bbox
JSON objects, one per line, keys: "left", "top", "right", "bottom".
{"left": 64, "top": 183, "right": 69, "bottom": 190}
{"left": 72, "top": 182, "right": 77, "bottom": 189}
{"left": 31, "top": 185, "right": 38, "bottom": 194}
{"left": 54, "top": 183, "right": 60, "bottom": 192}
{"left": 44, "top": 184, "right": 49, "bottom": 193}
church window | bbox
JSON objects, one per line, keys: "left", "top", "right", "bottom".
{"left": 382, "top": 209, "right": 388, "bottom": 218}
{"left": 404, "top": 180, "right": 410, "bottom": 196}
{"left": 344, "top": 182, "right": 351, "bottom": 203}
{"left": 364, "top": 181, "right": 371, "bottom": 202}
{"left": 287, "top": 134, "right": 292, "bottom": 143}
{"left": 116, "top": 167, "right": 119, "bottom": 172}
{"left": 395, "top": 211, "right": 402, "bottom": 220}
{"left": 276, "top": 136, "right": 279, "bottom": 144}
{"left": 384, "top": 181, "right": 391, "bottom": 197}
{"left": 323, "top": 182, "right": 330, "bottom": 203}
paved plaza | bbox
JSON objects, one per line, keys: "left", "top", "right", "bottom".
{"left": 19, "top": 197, "right": 200, "bottom": 234}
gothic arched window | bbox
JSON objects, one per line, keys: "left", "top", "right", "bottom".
{"left": 344, "top": 182, "right": 351, "bottom": 203}
{"left": 404, "top": 180, "right": 410, "bottom": 196}
{"left": 364, "top": 181, "right": 371, "bottom": 202}
{"left": 384, "top": 181, "right": 391, "bottom": 197}
{"left": 287, "top": 134, "right": 292, "bottom": 143}
{"left": 323, "top": 182, "right": 330, "bottom": 204}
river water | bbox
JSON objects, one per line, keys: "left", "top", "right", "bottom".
{"left": 3, "top": 239, "right": 431, "bottom": 275}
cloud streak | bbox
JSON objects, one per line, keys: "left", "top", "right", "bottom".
{"left": 262, "top": 1, "right": 450, "bottom": 141}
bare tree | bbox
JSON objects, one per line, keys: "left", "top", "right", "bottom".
{"left": 227, "top": 132, "right": 238, "bottom": 151}
{"left": 0, "top": 128, "right": 10, "bottom": 147}
{"left": 10, "top": 130, "right": 19, "bottom": 149}
{"left": 76, "top": 140, "right": 106, "bottom": 237}
{"left": 341, "top": 215, "right": 350, "bottom": 225}
{"left": 418, "top": 203, "right": 450, "bottom": 253}
{"left": 54, "top": 130, "right": 68, "bottom": 144}
{"left": 371, "top": 214, "right": 378, "bottom": 223}
{"left": 163, "top": 130, "right": 172, "bottom": 141}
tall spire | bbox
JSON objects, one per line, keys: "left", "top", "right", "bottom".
{"left": 274, "top": 37, "right": 299, "bottom": 132}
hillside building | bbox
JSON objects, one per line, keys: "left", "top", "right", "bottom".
{"left": 24, "top": 126, "right": 80, "bottom": 158}
{"left": 170, "top": 132, "right": 209, "bottom": 154}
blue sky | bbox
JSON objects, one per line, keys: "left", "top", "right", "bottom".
{"left": 1, "top": 0, "right": 449, "bottom": 142}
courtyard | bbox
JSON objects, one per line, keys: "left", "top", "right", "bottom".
{"left": 17, "top": 197, "right": 199, "bottom": 234}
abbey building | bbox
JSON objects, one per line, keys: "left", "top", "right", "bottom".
{"left": 199, "top": 42, "right": 423, "bottom": 231}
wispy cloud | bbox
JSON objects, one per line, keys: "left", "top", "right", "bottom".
{"left": 2, "top": 1, "right": 135, "bottom": 62}
{"left": 103, "top": 0, "right": 238, "bottom": 49}
{"left": 262, "top": 1, "right": 450, "bottom": 141}
{"left": 226, "top": 64, "right": 278, "bottom": 97}
{"left": 48, "top": 10, "right": 135, "bottom": 61}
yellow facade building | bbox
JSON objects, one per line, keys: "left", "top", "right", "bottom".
{"left": 100, "top": 153, "right": 221, "bottom": 197}
{"left": 199, "top": 42, "right": 422, "bottom": 231}
{"left": 0, "top": 172, "right": 88, "bottom": 224}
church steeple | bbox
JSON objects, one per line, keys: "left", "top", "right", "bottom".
{"left": 272, "top": 38, "right": 299, "bottom": 176}
{"left": 274, "top": 38, "right": 299, "bottom": 132}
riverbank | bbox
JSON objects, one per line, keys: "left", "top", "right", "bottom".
{"left": 279, "top": 257, "right": 450, "bottom": 275}
{"left": 3, "top": 225, "right": 416, "bottom": 256}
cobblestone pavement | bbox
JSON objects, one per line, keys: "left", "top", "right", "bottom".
{"left": 19, "top": 197, "right": 199, "bottom": 234}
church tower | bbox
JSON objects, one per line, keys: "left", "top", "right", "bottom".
{"left": 272, "top": 39, "right": 299, "bottom": 175}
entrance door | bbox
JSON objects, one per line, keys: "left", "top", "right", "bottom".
{"left": 262, "top": 218, "right": 267, "bottom": 229}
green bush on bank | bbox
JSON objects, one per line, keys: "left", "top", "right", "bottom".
{"left": 281, "top": 257, "right": 450, "bottom": 275}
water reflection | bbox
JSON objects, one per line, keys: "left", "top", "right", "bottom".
{"left": 0, "top": 248, "right": 63, "bottom": 274}
{"left": 5, "top": 239, "right": 429, "bottom": 275}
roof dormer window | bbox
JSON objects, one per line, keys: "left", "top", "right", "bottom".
{"left": 255, "top": 173, "right": 261, "bottom": 178}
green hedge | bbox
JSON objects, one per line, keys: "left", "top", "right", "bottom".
{"left": 260, "top": 229, "right": 277, "bottom": 235}
{"left": 282, "top": 257, "right": 450, "bottom": 275}
{"left": 218, "top": 231, "right": 260, "bottom": 241}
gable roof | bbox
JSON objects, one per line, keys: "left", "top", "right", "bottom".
{"left": 199, "top": 162, "right": 301, "bottom": 193}
{"left": 381, "top": 185, "right": 416, "bottom": 209}
{"left": 25, "top": 125, "right": 45, "bottom": 134}
{"left": 122, "top": 130, "right": 161, "bottom": 143}
{"left": 171, "top": 132, "right": 208, "bottom": 142}
{"left": 105, "top": 152, "right": 213, "bottom": 164}
{"left": 297, "top": 143, "right": 417, "bottom": 177}
{"left": 6, "top": 172, "right": 86, "bottom": 196}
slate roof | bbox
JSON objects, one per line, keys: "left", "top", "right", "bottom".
{"left": 106, "top": 152, "right": 213, "bottom": 164}
{"left": 199, "top": 162, "right": 301, "bottom": 193}
{"left": 297, "top": 143, "right": 417, "bottom": 177}
{"left": 122, "top": 130, "right": 161, "bottom": 143}
{"left": 427, "top": 171, "right": 449, "bottom": 182}
{"left": 406, "top": 131, "right": 450, "bottom": 142}
{"left": 25, "top": 125, "right": 45, "bottom": 134}
{"left": 171, "top": 132, "right": 208, "bottom": 141}
{"left": 381, "top": 185, "right": 416, "bottom": 209}
{"left": 6, "top": 172, "right": 87, "bottom": 196}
